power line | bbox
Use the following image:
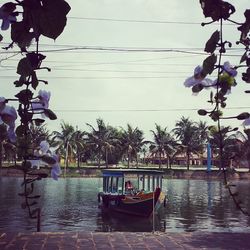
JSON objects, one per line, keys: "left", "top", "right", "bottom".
{"left": 54, "top": 106, "right": 250, "bottom": 113}
{"left": 68, "top": 16, "right": 235, "bottom": 26}
{"left": 0, "top": 46, "right": 209, "bottom": 54}
{"left": 0, "top": 75, "right": 187, "bottom": 79}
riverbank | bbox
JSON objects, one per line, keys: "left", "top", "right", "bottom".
{"left": 1, "top": 231, "right": 250, "bottom": 250}
{"left": 1, "top": 166, "right": 250, "bottom": 180}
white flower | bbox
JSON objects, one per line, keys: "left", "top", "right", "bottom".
{"left": 223, "top": 61, "right": 237, "bottom": 77}
{"left": 50, "top": 154, "right": 61, "bottom": 180}
{"left": 31, "top": 90, "right": 51, "bottom": 111}
{"left": 0, "top": 105, "right": 17, "bottom": 142}
{"left": 0, "top": 105, "right": 17, "bottom": 126}
{"left": 51, "top": 163, "right": 61, "bottom": 180}
{"left": 184, "top": 66, "right": 213, "bottom": 88}
{"left": 0, "top": 3, "right": 16, "bottom": 30}
{"left": 38, "top": 90, "right": 51, "bottom": 109}
{"left": 36, "top": 150, "right": 61, "bottom": 180}
{"left": 39, "top": 140, "right": 50, "bottom": 154}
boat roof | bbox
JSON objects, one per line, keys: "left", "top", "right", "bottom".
{"left": 102, "top": 168, "right": 164, "bottom": 177}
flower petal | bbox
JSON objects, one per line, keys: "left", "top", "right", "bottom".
{"left": 39, "top": 140, "right": 50, "bottom": 154}
{"left": 184, "top": 76, "right": 198, "bottom": 87}
{"left": 1, "top": 19, "right": 10, "bottom": 30}
{"left": 201, "top": 78, "right": 214, "bottom": 87}
{"left": 194, "top": 65, "right": 202, "bottom": 75}
{"left": 243, "top": 118, "right": 250, "bottom": 127}
{"left": 51, "top": 163, "right": 61, "bottom": 180}
{"left": 1, "top": 105, "right": 17, "bottom": 125}
{"left": 223, "top": 61, "right": 237, "bottom": 77}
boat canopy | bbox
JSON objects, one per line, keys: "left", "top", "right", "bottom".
{"left": 102, "top": 169, "right": 164, "bottom": 177}
{"left": 101, "top": 169, "right": 164, "bottom": 194}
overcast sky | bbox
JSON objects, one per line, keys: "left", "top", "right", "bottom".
{"left": 0, "top": 0, "right": 249, "bottom": 139}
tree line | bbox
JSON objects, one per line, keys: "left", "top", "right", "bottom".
{"left": 0, "top": 116, "right": 249, "bottom": 171}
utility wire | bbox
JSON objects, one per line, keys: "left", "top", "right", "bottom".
{"left": 0, "top": 46, "right": 209, "bottom": 54}
{"left": 0, "top": 75, "right": 188, "bottom": 79}
{"left": 68, "top": 16, "right": 235, "bottom": 26}
{"left": 54, "top": 106, "right": 250, "bottom": 113}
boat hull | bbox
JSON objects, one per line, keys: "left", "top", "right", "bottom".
{"left": 99, "top": 190, "right": 165, "bottom": 217}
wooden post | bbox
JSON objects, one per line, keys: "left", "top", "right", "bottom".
{"left": 147, "top": 175, "right": 150, "bottom": 191}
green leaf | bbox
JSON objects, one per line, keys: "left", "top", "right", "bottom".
{"left": 14, "top": 77, "right": 25, "bottom": 87}
{"left": 37, "top": 173, "right": 48, "bottom": 178}
{"left": 15, "top": 125, "right": 26, "bottom": 137}
{"left": 200, "top": 0, "right": 235, "bottom": 21}
{"left": 17, "top": 58, "right": 33, "bottom": 77}
{"left": 39, "top": 0, "right": 71, "bottom": 40}
{"left": 33, "top": 118, "right": 45, "bottom": 126}
{"left": 11, "top": 21, "right": 34, "bottom": 50}
{"left": 15, "top": 89, "right": 33, "bottom": 105}
{"left": 202, "top": 54, "right": 217, "bottom": 75}
{"left": 28, "top": 201, "right": 38, "bottom": 207}
{"left": 209, "top": 110, "right": 223, "bottom": 122}
{"left": 44, "top": 109, "right": 57, "bottom": 120}
{"left": 238, "top": 10, "right": 250, "bottom": 41}
{"left": 31, "top": 72, "right": 39, "bottom": 90}
{"left": 198, "top": 109, "right": 208, "bottom": 116}
{"left": 237, "top": 112, "right": 250, "bottom": 120}
{"left": 22, "top": 161, "right": 32, "bottom": 170}
{"left": 41, "top": 155, "right": 56, "bottom": 165}
{"left": 192, "top": 84, "right": 204, "bottom": 93}
{"left": 27, "top": 195, "right": 41, "bottom": 199}
{"left": 204, "top": 30, "right": 220, "bottom": 53}
{"left": 240, "top": 52, "right": 247, "bottom": 64}
{"left": 209, "top": 91, "right": 214, "bottom": 104}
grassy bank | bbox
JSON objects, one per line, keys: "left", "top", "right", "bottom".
{"left": 0, "top": 165, "right": 249, "bottom": 180}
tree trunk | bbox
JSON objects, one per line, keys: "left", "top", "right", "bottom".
{"left": 136, "top": 154, "right": 138, "bottom": 168}
{"left": 77, "top": 151, "right": 80, "bottom": 170}
{"left": 159, "top": 153, "right": 162, "bottom": 169}
{"left": 187, "top": 151, "right": 190, "bottom": 171}
{"left": 97, "top": 153, "right": 101, "bottom": 168}
{"left": 97, "top": 146, "right": 102, "bottom": 168}
{"left": 127, "top": 151, "right": 130, "bottom": 168}
{"left": 105, "top": 149, "right": 108, "bottom": 168}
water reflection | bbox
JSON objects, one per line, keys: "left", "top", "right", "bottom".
{"left": 0, "top": 177, "right": 250, "bottom": 232}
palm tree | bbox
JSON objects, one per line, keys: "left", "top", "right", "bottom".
{"left": 71, "top": 129, "right": 86, "bottom": 169}
{"left": 120, "top": 124, "right": 145, "bottom": 168}
{"left": 86, "top": 118, "right": 119, "bottom": 168}
{"left": 208, "top": 126, "right": 235, "bottom": 170}
{"left": 29, "top": 121, "right": 51, "bottom": 145}
{"left": 196, "top": 121, "right": 209, "bottom": 165}
{"left": 228, "top": 129, "right": 250, "bottom": 171}
{"left": 149, "top": 124, "right": 176, "bottom": 168}
{"left": 51, "top": 121, "right": 75, "bottom": 169}
{"left": 173, "top": 117, "right": 202, "bottom": 170}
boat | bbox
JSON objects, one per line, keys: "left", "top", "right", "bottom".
{"left": 98, "top": 169, "right": 166, "bottom": 217}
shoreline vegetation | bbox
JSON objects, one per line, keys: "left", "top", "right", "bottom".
{"left": 0, "top": 164, "right": 250, "bottom": 180}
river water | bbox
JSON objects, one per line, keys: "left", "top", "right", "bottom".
{"left": 0, "top": 177, "right": 250, "bottom": 232}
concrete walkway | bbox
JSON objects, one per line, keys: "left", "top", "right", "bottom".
{"left": 1, "top": 231, "right": 250, "bottom": 250}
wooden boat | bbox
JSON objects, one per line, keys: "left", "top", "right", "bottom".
{"left": 98, "top": 169, "right": 166, "bottom": 217}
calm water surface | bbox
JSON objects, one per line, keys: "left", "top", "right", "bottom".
{"left": 0, "top": 177, "right": 250, "bottom": 232}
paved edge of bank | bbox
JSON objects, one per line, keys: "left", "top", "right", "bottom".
{"left": 1, "top": 231, "right": 250, "bottom": 250}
